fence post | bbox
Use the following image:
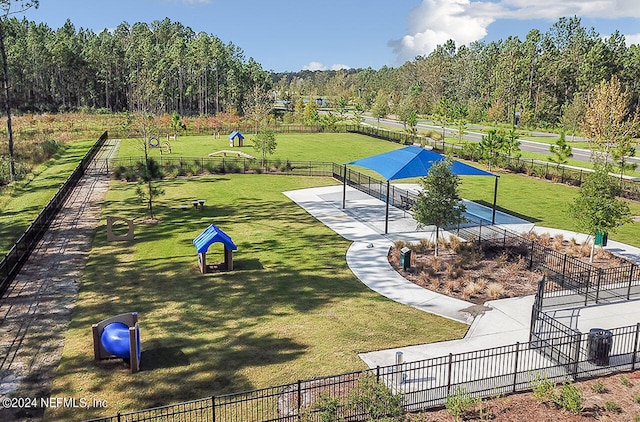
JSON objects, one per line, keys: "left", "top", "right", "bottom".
{"left": 628, "top": 264, "right": 635, "bottom": 300}
{"left": 633, "top": 323, "right": 640, "bottom": 371}
{"left": 513, "top": 342, "right": 520, "bottom": 393}
{"left": 503, "top": 229, "right": 507, "bottom": 248}
{"left": 478, "top": 220, "right": 482, "bottom": 242}
{"left": 571, "top": 332, "right": 581, "bottom": 380}
{"left": 376, "top": 365, "right": 380, "bottom": 383}
{"left": 446, "top": 353, "right": 453, "bottom": 395}
{"left": 297, "top": 380, "right": 302, "bottom": 417}
{"left": 584, "top": 269, "right": 591, "bottom": 306}
{"left": 595, "top": 268, "right": 602, "bottom": 304}
{"left": 529, "top": 241, "right": 535, "bottom": 269}
{"left": 561, "top": 254, "right": 567, "bottom": 287}
{"left": 212, "top": 396, "right": 216, "bottom": 422}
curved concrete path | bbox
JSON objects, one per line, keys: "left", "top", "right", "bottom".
{"left": 284, "top": 184, "right": 640, "bottom": 368}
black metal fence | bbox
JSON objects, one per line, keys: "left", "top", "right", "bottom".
{"left": 0, "top": 131, "right": 108, "bottom": 296}
{"left": 85, "top": 320, "right": 640, "bottom": 422}
{"left": 108, "top": 156, "right": 336, "bottom": 179}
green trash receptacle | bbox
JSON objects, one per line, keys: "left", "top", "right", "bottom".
{"left": 400, "top": 247, "right": 411, "bottom": 271}
{"left": 595, "top": 231, "right": 608, "bottom": 247}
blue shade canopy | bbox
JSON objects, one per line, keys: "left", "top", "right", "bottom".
{"left": 347, "top": 146, "right": 494, "bottom": 180}
{"left": 194, "top": 224, "right": 238, "bottom": 254}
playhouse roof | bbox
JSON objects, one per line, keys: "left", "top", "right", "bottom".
{"left": 228, "top": 131, "right": 244, "bottom": 140}
{"left": 193, "top": 224, "right": 238, "bottom": 254}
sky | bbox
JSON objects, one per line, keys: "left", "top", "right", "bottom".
{"left": 17, "top": 0, "right": 640, "bottom": 73}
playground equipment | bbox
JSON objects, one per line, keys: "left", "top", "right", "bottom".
{"left": 106, "top": 215, "right": 135, "bottom": 241}
{"left": 228, "top": 131, "right": 244, "bottom": 147}
{"left": 208, "top": 150, "right": 255, "bottom": 159}
{"left": 148, "top": 137, "right": 172, "bottom": 154}
{"left": 193, "top": 224, "right": 237, "bottom": 273}
{"left": 92, "top": 312, "right": 141, "bottom": 373}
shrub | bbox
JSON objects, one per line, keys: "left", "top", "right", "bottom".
{"left": 531, "top": 374, "right": 555, "bottom": 403}
{"left": 347, "top": 374, "right": 404, "bottom": 420}
{"left": 604, "top": 400, "right": 622, "bottom": 413}
{"left": 591, "top": 380, "right": 607, "bottom": 393}
{"left": 310, "top": 392, "right": 343, "bottom": 422}
{"left": 620, "top": 375, "right": 633, "bottom": 388}
{"left": 486, "top": 283, "right": 504, "bottom": 299}
{"left": 445, "top": 387, "right": 480, "bottom": 422}
{"left": 554, "top": 381, "right": 583, "bottom": 414}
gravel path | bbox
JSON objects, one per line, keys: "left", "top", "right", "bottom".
{"left": 0, "top": 139, "right": 118, "bottom": 421}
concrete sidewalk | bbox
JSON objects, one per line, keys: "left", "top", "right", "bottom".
{"left": 284, "top": 184, "right": 640, "bottom": 369}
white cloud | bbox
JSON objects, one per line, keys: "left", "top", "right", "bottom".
{"left": 391, "top": 0, "right": 640, "bottom": 63}
{"left": 302, "top": 61, "right": 351, "bottom": 71}
{"left": 624, "top": 33, "right": 640, "bottom": 46}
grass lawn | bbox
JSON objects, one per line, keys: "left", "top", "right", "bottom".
{"left": 116, "top": 132, "right": 405, "bottom": 163}
{"left": 459, "top": 170, "right": 640, "bottom": 248}
{"left": 0, "top": 140, "right": 95, "bottom": 255}
{"left": 46, "top": 174, "right": 468, "bottom": 421}
{"left": 42, "top": 132, "right": 640, "bottom": 420}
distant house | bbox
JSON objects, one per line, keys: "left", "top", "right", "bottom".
{"left": 228, "top": 131, "right": 244, "bottom": 147}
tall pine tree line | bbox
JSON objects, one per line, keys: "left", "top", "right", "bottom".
{"left": 2, "top": 17, "right": 272, "bottom": 115}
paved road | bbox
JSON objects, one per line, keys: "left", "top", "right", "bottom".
{"left": 0, "top": 140, "right": 117, "bottom": 422}
{"left": 360, "top": 115, "right": 640, "bottom": 166}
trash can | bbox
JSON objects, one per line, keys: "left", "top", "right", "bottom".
{"left": 400, "top": 247, "right": 411, "bottom": 271}
{"left": 587, "top": 328, "right": 613, "bottom": 366}
{"left": 595, "top": 231, "right": 608, "bottom": 247}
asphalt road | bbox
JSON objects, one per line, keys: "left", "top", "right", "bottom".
{"left": 360, "top": 115, "right": 640, "bottom": 166}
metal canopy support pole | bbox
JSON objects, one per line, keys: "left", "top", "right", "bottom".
{"left": 342, "top": 165, "right": 347, "bottom": 209}
{"left": 492, "top": 175, "right": 499, "bottom": 225}
{"left": 385, "top": 180, "right": 390, "bottom": 234}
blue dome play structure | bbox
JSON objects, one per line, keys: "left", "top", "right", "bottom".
{"left": 193, "top": 224, "right": 237, "bottom": 273}
{"left": 92, "top": 312, "right": 141, "bottom": 373}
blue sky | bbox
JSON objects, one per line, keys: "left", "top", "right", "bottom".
{"left": 18, "top": 0, "right": 640, "bottom": 73}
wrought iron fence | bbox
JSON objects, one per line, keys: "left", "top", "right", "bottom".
{"left": 108, "top": 156, "right": 336, "bottom": 179}
{"left": 85, "top": 321, "right": 640, "bottom": 422}
{"left": 0, "top": 131, "right": 108, "bottom": 296}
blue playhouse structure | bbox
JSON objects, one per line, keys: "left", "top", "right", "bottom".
{"left": 228, "top": 131, "right": 244, "bottom": 147}
{"left": 193, "top": 224, "right": 238, "bottom": 273}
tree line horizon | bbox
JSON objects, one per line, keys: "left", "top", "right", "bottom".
{"left": 0, "top": 15, "right": 638, "bottom": 131}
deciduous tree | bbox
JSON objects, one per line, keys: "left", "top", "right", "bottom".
{"left": 412, "top": 158, "right": 466, "bottom": 257}
{"left": 570, "top": 161, "right": 631, "bottom": 262}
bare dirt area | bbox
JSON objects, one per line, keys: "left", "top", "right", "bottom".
{"left": 388, "top": 232, "right": 631, "bottom": 305}
{"left": 408, "top": 370, "right": 640, "bottom": 421}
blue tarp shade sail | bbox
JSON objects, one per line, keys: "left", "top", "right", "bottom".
{"left": 228, "top": 131, "right": 244, "bottom": 141}
{"left": 193, "top": 224, "right": 238, "bottom": 254}
{"left": 344, "top": 145, "right": 499, "bottom": 232}
{"left": 347, "top": 146, "right": 494, "bottom": 180}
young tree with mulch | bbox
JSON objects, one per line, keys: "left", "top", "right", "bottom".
{"left": 412, "top": 158, "right": 466, "bottom": 256}
{"left": 570, "top": 160, "right": 631, "bottom": 263}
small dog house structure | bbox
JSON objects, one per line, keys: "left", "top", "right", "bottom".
{"left": 193, "top": 224, "right": 238, "bottom": 273}
{"left": 228, "top": 131, "right": 244, "bottom": 147}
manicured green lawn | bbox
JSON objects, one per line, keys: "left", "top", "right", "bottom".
{"left": 0, "top": 140, "right": 95, "bottom": 255}
{"left": 46, "top": 174, "right": 468, "bottom": 421}
{"left": 115, "top": 132, "right": 404, "bottom": 163}
{"left": 459, "top": 170, "right": 640, "bottom": 248}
